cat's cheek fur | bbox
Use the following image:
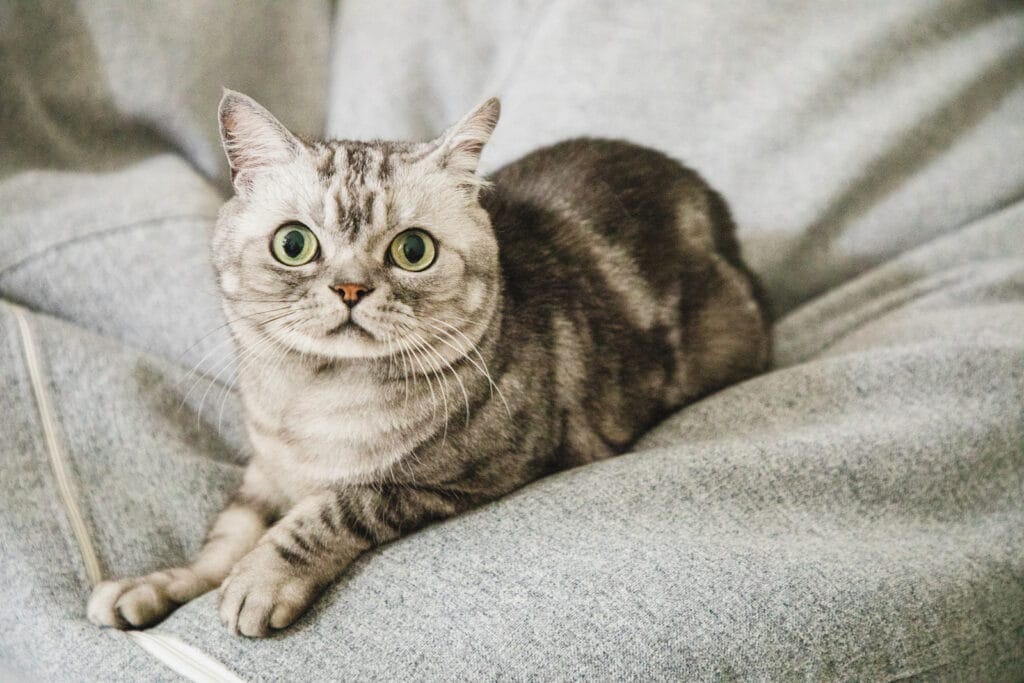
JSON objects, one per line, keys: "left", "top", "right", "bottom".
{"left": 463, "top": 279, "right": 488, "bottom": 313}
{"left": 391, "top": 263, "right": 465, "bottom": 307}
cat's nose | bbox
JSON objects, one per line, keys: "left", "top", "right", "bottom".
{"left": 330, "top": 282, "right": 373, "bottom": 308}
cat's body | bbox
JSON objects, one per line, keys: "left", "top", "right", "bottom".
{"left": 87, "top": 92, "right": 770, "bottom": 637}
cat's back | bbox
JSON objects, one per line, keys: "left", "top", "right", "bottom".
{"left": 481, "top": 138, "right": 771, "bottom": 463}
{"left": 483, "top": 137, "right": 766, "bottom": 313}
{"left": 486, "top": 137, "right": 718, "bottom": 227}
{"left": 485, "top": 137, "right": 696, "bottom": 251}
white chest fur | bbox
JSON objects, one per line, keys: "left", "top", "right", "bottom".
{"left": 239, "top": 354, "right": 435, "bottom": 497}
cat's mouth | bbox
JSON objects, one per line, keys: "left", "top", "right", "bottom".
{"left": 325, "top": 319, "right": 374, "bottom": 339}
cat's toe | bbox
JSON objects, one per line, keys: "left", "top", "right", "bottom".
{"left": 269, "top": 582, "right": 313, "bottom": 630}
{"left": 114, "top": 581, "right": 176, "bottom": 628}
{"left": 236, "top": 593, "right": 275, "bottom": 637}
{"left": 219, "top": 573, "right": 273, "bottom": 637}
{"left": 87, "top": 579, "right": 135, "bottom": 628}
{"left": 87, "top": 570, "right": 203, "bottom": 629}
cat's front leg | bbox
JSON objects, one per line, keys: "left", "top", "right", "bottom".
{"left": 219, "top": 483, "right": 463, "bottom": 637}
{"left": 87, "top": 477, "right": 279, "bottom": 629}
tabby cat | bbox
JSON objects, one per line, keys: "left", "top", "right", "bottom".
{"left": 87, "top": 90, "right": 770, "bottom": 636}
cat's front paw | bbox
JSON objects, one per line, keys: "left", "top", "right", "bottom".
{"left": 219, "top": 544, "right": 319, "bottom": 637}
{"left": 87, "top": 567, "right": 212, "bottom": 629}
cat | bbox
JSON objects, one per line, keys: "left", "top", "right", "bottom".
{"left": 87, "top": 89, "right": 771, "bottom": 637}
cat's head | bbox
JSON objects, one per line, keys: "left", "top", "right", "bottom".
{"left": 212, "top": 89, "right": 501, "bottom": 363}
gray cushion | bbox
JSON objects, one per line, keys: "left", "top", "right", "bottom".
{"left": 2, "top": 1, "right": 1022, "bottom": 680}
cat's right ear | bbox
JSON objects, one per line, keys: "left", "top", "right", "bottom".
{"left": 218, "top": 88, "right": 301, "bottom": 188}
{"left": 427, "top": 97, "right": 501, "bottom": 188}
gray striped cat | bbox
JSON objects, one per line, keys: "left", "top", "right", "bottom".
{"left": 87, "top": 90, "right": 771, "bottom": 636}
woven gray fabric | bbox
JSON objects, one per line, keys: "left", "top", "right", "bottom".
{"left": 1, "top": 1, "right": 1022, "bottom": 680}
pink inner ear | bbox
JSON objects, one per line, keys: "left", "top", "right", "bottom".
{"left": 220, "top": 97, "right": 298, "bottom": 180}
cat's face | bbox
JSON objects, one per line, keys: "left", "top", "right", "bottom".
{"left": 213, "top": 91, "right": 501, "bottom": 363}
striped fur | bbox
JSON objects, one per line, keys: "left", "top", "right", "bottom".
{"left": 87, "top": 90, "right": 770, "bottom": 637}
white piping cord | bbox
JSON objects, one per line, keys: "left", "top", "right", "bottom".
{"left": 13, "top": 306, "right": 104, "bottom": 585}
{"left": 127, "top": 632, "right": 246, "bottom": 683}
{"left": 12, "top": 305, "right": 246, "bottom": 683}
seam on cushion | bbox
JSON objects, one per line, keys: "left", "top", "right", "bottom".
{"left": 0, "top": 213, "right": 216, "bottom": 276}
{"left": 12, "top": 305, "right": 103, "bottom": 585}
{"left": 11, "top": 304, "right": 247, "bottom": 683}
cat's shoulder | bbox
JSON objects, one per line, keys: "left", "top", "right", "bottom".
{"left": 491, "top": 137, "right": 690, "bottom": 176}
{"left": 485, "top": 137, "right": 711, "bottom": 205}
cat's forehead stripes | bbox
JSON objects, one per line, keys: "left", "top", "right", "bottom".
{"left": 311, "top": 141, "right": 335, "bottom": 178}
{"left": 311, "top": 140, "right": 418, "bottom": 238}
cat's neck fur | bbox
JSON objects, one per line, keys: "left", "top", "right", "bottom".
{"left": 228, "top": 290, "right": 503, "bottom": 496}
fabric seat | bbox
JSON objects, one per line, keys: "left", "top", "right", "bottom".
{"left": 2, "top": 1, "right": 1022, "bottom": 680}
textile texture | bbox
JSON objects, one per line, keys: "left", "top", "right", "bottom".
{"left": 1, "top": 1, "right": 1022, "bottom": 680}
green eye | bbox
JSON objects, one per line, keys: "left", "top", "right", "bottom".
{"left": 389, "top": 229, "right": 436, "bottom": 272}
{"left": 271, "top": 223, "right": 318, "bottom": 266}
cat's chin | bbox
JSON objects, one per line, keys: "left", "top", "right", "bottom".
{"left": 273, "top": 323, "right": 395, "bottom": 361}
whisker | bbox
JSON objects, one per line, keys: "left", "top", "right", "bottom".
{"left": 405, "top": 334, "right": 448, "bottom": 450}
{"left": 383, "top": 335, "right": 396, "bottom": 380}
{"left": 215, "top": 315, "right": 304, "bottom": 434}
{"left": 176, "top": 306, "right": 296, "bottom": 404}
{"left": 387, "top": 334, "right": 413, "bottom": 410}
{"left": 396, "top": 338, "right": 412, "bottom": 409}
{"left": 177, "top": 334, "right": 239, "bottom": 406}
{"left": 425, "top": 317, "right": 512, "bottom": 419}
{"left": 445, "top": 312, "right": 491, "bottom": 326}
{"left": 194, "top": 310, "right": 297, "bottom": 430}
{"left": 410, "top": 328, "right": 471, "bottom": 428}
{"left": 223, "top": 294, "right": 303, "bottom": 305}
{"left": 174, "top": 303, "right": 296, "bottom": 366}
{"left": 179, "top": 308, "right": 298, "bottom": 407}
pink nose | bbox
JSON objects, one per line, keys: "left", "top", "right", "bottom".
{"left": 330, "top": 282, "right": 372, "bottom": 307}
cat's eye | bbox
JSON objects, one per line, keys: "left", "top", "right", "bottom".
{"left": 271, "top": 223, "right": 319, "bottom": 266}
{"left": 389, "top": 229, "right": 436, "bottom": 272}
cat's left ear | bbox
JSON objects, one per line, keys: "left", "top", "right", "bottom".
{"left": 430, "top": 97, "right": 501, "bottom": 181}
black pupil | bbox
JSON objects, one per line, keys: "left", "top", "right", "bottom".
{"left": 283, "top": 230, "right": 305, "bottom": 259}
{"left": 403, "top": 234, "right": 426, "bottom": 263}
